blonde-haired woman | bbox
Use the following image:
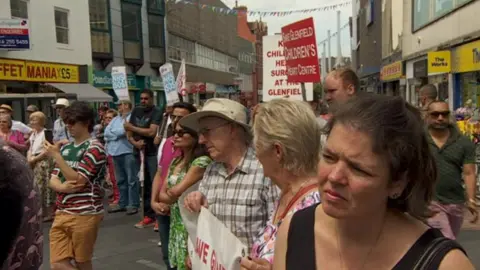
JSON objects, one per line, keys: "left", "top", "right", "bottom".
{"left": 240, "top": 99, "right": 322, "bottom": 270}
{"left": 27, "top": 111, "right": 56, "bottom": 222}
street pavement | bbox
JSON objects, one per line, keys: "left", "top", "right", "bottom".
{"left": 40, "top": 211, "right": 480, "bottom": 270}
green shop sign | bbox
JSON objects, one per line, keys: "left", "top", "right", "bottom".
{"left": 150, "top": 77, "right": 164, "bottom": 90}
{"left": 92, "top": 70, "right": 139, "bottom": 89}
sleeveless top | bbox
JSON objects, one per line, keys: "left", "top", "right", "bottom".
{"left": 286, "top": 203, "right": 467, "bottom": 270}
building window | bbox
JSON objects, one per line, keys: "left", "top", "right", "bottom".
{"left": 168, "top": 34, "right": 195, "bottom": 64}
{"left": 54, "top": 8, "right": 69, "bottom": 44}
{"left": 148, "top": 15, "right": 165, "bottom": 64}
{"left": 196, "top": 44, "right": 214, "bottom": 69}
{"left": 10, "top": 0, "right": 28, "bottom": 19}
{"left": 147, "top": 0, "right": 164, "bottom": 14}
{"left": 122, "top": 2, "right": 142, "bottom": 59}
{"left": 413, "top": 0, "right": 474, "bottom": 31}
{"left": 89, "top": 0, "right": 111, "bottom": 54}
{"left": 214, "top": 51, "right": 227, "bottom": 72}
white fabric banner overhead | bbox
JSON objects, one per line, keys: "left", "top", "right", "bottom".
{"left": 159, "top": 63, "right": 180, "bottom": 106}
{"left": 176, "top": 58, "right": 188, "bottom": 97}
{"left": 262, "top": 35, "right": 313, "bottom": 102}
{"left": 111, "top": 66, "right": 130, "bottom": 101}
{"left": 191, "top": 207, "right": 247, "bottom": 270}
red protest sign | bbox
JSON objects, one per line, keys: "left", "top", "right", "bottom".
{"left": 281, "top": 17, "right": 321, "bottom": 83}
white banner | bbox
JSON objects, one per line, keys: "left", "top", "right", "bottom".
{"left": 111, "top": 66, "right": 130, "bottom": 101}
{"left": 159, "top": 63, "right": 180, "bottom": 106}
{"left": 176, "top": 58, "right": 188, "bottom": 96}
{"left": 192, "top": 207, "right": 247, "bottom": 270}
{"left": 262, "top": 35, "right": 313, "bottom": 102}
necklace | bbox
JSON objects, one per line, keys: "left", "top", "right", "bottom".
{"left": 273, "top": 178, "right": 316, "bottom": 224}
{"left": 336, "top": 215, "right": 387, "bottom": 270}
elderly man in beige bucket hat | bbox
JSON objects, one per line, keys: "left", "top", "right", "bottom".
{"left": 183, "top": 98, "right": 279, "bottom": 250}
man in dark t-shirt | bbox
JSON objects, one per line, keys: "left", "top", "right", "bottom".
{"left": 125, "top": 89, "right": 162, "bottom": 228}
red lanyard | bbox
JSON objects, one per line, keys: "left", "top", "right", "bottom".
{"left": 276, "top": 183, "right": 318, "bottom": 222}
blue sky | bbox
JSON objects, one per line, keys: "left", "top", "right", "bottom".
{"left": 224, "top": 0, "right": 352, "bottom": 57}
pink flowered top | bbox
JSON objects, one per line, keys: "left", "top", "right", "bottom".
{"left": 251, "top": 191, "right": 321, "bottom": 263}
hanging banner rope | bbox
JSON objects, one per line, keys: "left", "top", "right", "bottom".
{"left": 166, "top": 0, "right": 351, "bottom": 17}
{"left": 317, "top": 22, "right": 350, "bottom": 45}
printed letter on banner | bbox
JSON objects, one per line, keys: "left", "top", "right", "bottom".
{"left": 159, "top": 63, "right": 180, "bottom": 106}
{"left": 192, "top": 207, "right": 247, "bottom": 270}
{"left": 111, "top": 66, "right": 129, "bottom": 101}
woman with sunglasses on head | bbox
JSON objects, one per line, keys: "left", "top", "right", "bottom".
{"left": 158, "top": 122, "right": 212, "bottom": 270}
{"left": 273, "top": 95, "right": 474, "bottom": 270}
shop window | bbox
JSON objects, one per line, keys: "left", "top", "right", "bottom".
{"left": 122, "top": 2, "right": 142, "bottom": 59}
{"left": 54, "top": 8, "right": 69, "bottom": 45}
{"left": 89, "top": 0, "right": 111, "bottom": 54}
{"left": 10, "top": 0, "right": 28, "bottom": 19}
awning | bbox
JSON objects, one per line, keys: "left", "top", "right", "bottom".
{"left": 47, "top": 83, "right": 113, "bottom": 102}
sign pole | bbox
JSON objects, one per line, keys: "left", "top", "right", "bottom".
{"left": 301, "top": 83, "right": 307, "bottom": 101}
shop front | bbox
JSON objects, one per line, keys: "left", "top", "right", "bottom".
{"left": 149, "top": 77, "right": 166, "bottom": 112}
{"left": 406, "top": 57, "right": 428, "bottom": 106}
{"left": 214, "top": 84, "right": 238, "bottom": 101}
{"left": 452, "top": 39, "right": 480, "bottom": 109}
{"left": 0, "top": 58, "right": 111, "bottom": 123}
{"left": 92, "top": 70, "right": 146, "bottom": 106}
{"left": 427, "top": 51, "right": 451, "bottom": 104}
{"left": 358, "top": 66, "right": 381, "bottom": 93}
{"left": 380, "top": 61, "right": 405, "bottom": 97}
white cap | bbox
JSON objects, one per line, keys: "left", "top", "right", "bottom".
{"left": 54, "top": 98, "right": 70, "bottom": 108}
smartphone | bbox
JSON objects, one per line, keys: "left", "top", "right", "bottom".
{"left": 44, "top": 129, "right": 54, "bottom": 144}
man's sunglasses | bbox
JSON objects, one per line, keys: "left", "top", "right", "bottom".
{"left": 430, "top": 111, "right": 450, "bottom": 118}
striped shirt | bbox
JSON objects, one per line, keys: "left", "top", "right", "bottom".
{"left": 198, "top": 147, "right": 280, "bottom": 249}
{"left": 51, "top": 138, "right": 107, "bottom": 215}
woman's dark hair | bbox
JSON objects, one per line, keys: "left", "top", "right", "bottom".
{"left": 325, "top": 95, "right": 437, "bottom": 220}
{"left": 64, "top": 101, "right": 95, "bottom": 133}
{"left": 172, "top": 102, "right": 197, "bottom": 114}
{"left": 173, "top": 121, "right": 209, "bottom": 166}
{"left": 0, "top": 142, "right": 29, "bottom": 265}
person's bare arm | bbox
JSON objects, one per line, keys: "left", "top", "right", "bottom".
{"left": 159, "top": 173, "right": 175, "bottom": 204}
{"left": 272, "top": 214, "right": 292, "bottom": 270}
{"left": 167, "top": 166, "right": 206, "bottom": 199}
{"left": 463, "top": 164, "right": 476, "bottom": 204}
{"left": 126, "top": 123, "right": 158, "bottom": 138}
{"left": 438, "top": 249, "right": 475, "bottom": 270}
{"left": 151, "top": 167, "right": 163, "bottom": 204}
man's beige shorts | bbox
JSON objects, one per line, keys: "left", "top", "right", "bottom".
{"left": 49, "top": 212, "right": 104, "bottom": 264}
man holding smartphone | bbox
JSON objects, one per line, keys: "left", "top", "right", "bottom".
{"left": 45, "top": 101, "right": 107, "bottom": 270}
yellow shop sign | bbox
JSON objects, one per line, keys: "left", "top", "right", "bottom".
{"left": 0, "top": 58, "right": 79, "bottom": 83}
{"left": 452, "top": 40, "right": 480, "bottom": 73}
{"left": 381, "top": 61, "right": 403, "bottom": 81}
{"left": 427, "top": 51, "right": 451, "bottom": 74}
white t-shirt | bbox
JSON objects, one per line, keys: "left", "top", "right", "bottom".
{"left": 29, "top": 130, "right": 45, "bottom": 155}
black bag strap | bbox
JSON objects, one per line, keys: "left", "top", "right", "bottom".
{"left": 413, "top": 233, "right": 467, "bottom": 270}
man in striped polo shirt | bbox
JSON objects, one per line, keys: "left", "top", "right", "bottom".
{"left": 45, "top": 101, "right": 107, "bottom": 270}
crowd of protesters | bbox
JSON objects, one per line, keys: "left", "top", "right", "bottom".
{"left": 0, "top": 67, "right": 478, "bottom": 270}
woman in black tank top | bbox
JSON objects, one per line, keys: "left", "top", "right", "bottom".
{"left": 272, "top": 95, "right": 474, "bottom": 270}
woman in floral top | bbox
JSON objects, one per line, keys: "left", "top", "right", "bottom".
{"left": 159, "top": 122, "right": 211, "bottom": 270}
{"left": 240, "top": 99, "right": 323, "bottom": 270}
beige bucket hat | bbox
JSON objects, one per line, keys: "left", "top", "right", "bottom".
{"left": 179, "top": 98, "right": 250, "bottom": 132}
